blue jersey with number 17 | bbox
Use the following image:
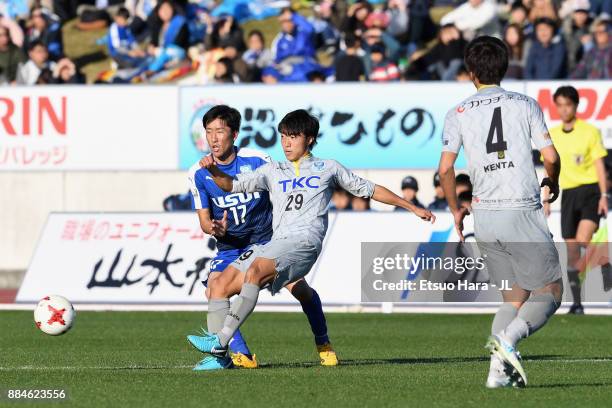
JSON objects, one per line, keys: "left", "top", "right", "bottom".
{"left": 188, "top": 147, "right": 273, "bottom": 252}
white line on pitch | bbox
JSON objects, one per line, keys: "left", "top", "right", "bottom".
{"left": 526, "top": 358, "right": 612, "bottom": 363}
{"left": 0, "top": 365, "right": 193, "bottom": 371}
{"left": 0, "top": 358, "right": 611, "bottom": 370}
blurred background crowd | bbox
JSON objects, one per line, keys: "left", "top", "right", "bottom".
{"left": 0, "top": 0, "right": 610, "bottom": 85}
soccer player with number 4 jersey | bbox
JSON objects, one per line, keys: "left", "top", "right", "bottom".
{"left": 438, "top": 36, "right": 563, "bottom": 388}
{"left": 187, "top": 109, "right": 435, "bottom": 369}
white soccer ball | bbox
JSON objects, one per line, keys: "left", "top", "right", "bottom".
{"left": 34, "top": 295, "right": 76, "bottom": 336}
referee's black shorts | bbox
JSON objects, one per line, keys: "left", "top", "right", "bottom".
{"left": 561, "top": 183, "right": 601, "bottom": 239}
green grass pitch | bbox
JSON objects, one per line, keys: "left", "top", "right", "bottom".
{"left": 1, "top": 311, "right": 611, "bottom": 407}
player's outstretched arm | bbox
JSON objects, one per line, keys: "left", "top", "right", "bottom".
{"left": 372, "top": 185, "right": 436, "bottom": 223}
{"left": 199, "top": 155, "right": 234, "bottom": 192}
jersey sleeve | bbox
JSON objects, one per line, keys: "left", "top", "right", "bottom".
{"left": 589, "top": 127, "right": 607, "bottom": 161}
{"left": 442, "top": 109, "right": 462, "bottom": 153}
{"left": 333, "top": 161, "right": 375, "bottom": 198}
{"left": 232, "top": 162, "right": 271, "bottom": 193}
{"left": 188, "top": 169, "right": 209, "bottom": 210}
{"left": 528, "top": 98, "right": 553, "bottom": 150}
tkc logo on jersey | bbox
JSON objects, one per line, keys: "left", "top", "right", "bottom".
{"left": 278, "top": 176, "right": 321, "bottom": 192}
{"left": 212, "top": 192, "right": 261, "bottom": 208}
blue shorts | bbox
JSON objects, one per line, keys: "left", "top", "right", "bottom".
{"left": 201, "top": 244, "right": 266, "bottom": 287}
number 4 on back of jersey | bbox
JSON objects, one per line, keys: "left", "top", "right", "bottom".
{"left": 486, "top": 107, "right": 507, "bottom": 160}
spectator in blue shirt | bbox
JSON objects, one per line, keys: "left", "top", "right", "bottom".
{"left": 107, "top": 7, "right": 146, "bottom": 68}
{"left": 525, "top": 17, "right": 567, "bottom": 79}
{"left": 262, "top": 7, "right": 321, "bottom": 83}
{"left": 272, "top": 8, "right": 316, "bottom": 63}
{"left": 141, "top": 0, "right": 188, "bottom": 75}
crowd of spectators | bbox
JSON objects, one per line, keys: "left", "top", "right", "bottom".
{"left": 0, "top": 0, "right": 610, "bottom": 85}
{"left": 0, "top": 2, "right": 85, "bottom": 84}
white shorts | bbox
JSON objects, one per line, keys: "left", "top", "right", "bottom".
{"left": 230, "top": 236, "right": 320, "bottom": 294}
{"left": 473, "top": 208, "right": 562, "bottom": 291}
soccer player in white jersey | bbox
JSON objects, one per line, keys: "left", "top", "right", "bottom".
{"left": 188, "top": 105, "right": 339, "bottom": 371}
{"left": 187, "top": 109, "right": 435, "bottom": 367}
{"left": 438, "top": 36, "right": 563, "bottom": 388}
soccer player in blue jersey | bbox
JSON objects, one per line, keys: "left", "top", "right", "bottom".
{"left": 187, "top": 105, "right": 336, "bottom": 371}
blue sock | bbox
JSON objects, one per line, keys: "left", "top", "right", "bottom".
{"left": 301, "top": 289, "right": 329, "bottom": 346}
{"left": 228, "top": 329, "right": 252, "bottom": 357}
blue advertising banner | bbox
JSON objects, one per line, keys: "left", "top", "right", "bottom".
{"left": 179, "top": 83, "right": 472, "bottom": 169}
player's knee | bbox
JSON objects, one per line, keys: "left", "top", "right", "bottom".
{"left": 289, "top": 280, "right": 313, "bottom": 303}
{"left": 208, "top": 277, "right": 223, "bottom": 298}
{"left": 209, "top": 274, "right": 232, "bottom": 298}
{"left": 547, "top": 280, "right": 564, "bottom": 303}
{"left": 245, "top": 260, "right": 274, "bottom": 286}
{"left": 501, "top": 283, "right": 530, "bottom": 307}
{"left": 205, "top": 273, "right": 218, "bottom": 299}
{"left": 576, "top": 238, "right": 593, "bottom": 248}
{"left": 573, "top": 232, "right": 589, "bottom": 245}
{"left": 510, "top": 300, "right": 525, "bottom": 309}
{"left": 245, "top": 265, "right": 264, "bottom": 285}
{"left": 533, "top": 279, "right": 563, "bottom": 304}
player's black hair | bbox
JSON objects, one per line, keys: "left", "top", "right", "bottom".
{"left": 464, "top": 36, "right": 508, "bottom": 85}
{"left": 202, "top": 105, "right": 241, "bottom": 134}
{"left": 116, "top": 7, "right": 130, "bottom": 20}
{"left": 278, "top": 109, "right": 319, "bottom": 149}
{"left": 553, "top": 86, "right": 579, "bottom": 106}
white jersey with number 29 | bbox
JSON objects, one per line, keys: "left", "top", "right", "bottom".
{"left": 442, "top": 86, "right": 553, "bottom": 210}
